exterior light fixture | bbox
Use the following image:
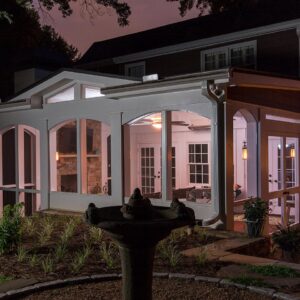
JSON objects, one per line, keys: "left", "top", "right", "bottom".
{"left": 56, "top": 151, "right": 60, "bottom": 161}
{"left": 290, "top": 145, "right": 296, "bottom": 158}
{"left": 242, "top": 141, "right": 248, "bottom": 160}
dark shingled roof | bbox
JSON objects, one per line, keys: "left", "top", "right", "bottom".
{"left": 78, "top": 0, "right": 300, "bottom": 64}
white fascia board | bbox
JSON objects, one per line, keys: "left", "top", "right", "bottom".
{"left": 9, "top": 71, "right": 138, "bottom": 102}
{"left": 113, "top": 18, "right": 300, "bottom": 64}
{"left": 103, "top": 72, "right": 229, "bottom": 99}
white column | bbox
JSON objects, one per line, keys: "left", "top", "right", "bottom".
{"left": 80, "top": 119, "right": 87, "bottom": 194}
{"left": 111, "top": 112, "right": 123, "bottom": 204}
{"left": 76, "top": 119, "right": 82, "bottom": 194}
{"left": 41, "top": 120, "right": 50, "bottom": 210}
{"left": 161, "top": 111, "right": 172, "bottom": 201}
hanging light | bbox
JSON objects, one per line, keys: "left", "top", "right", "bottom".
{"left": 56, "top": 151, "right": 60, "bottom": 161}
{"left": 242, "top": 141, "right": 248, "bottom": 160}
{"left": 290, "top": 145, "right": 296, "bottom": 158}
{"left": 152, "top": 123, "right": 162, "bottom": 129}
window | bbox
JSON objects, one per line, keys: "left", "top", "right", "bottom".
{"left": 47, "top": 86, "right": 75, "bottom": 103}
{"left": 201, "top": 41, "right": 256, "bottom": 71}
{"left": 50, "top": 119, "right": 111, "bottom": 195}
{"left": 83, "top": 86, "right": 104, "bottom": 98}
{"left": 125, "top": 62, "right": 145, "bottom": 78}
{"left": 189, "top": 144, "right": 209, "bottom": 184}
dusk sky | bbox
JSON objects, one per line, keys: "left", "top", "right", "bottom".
{"left": 38, "top": 0, "right": 200, "bottom": 55}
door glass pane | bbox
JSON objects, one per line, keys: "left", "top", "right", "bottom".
{"left": 24, "top": 131, "right": 33, "bottom": 184}
{"left": 285, "top": 138, "right": 298, "bottom": 188}
{"left": 268, "top": 136, "right": 283, "bottom": 192}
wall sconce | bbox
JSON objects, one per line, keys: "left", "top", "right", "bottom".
{"left": 290, "top": 145, "right": 296, "bottom": 158}
{"left": 242, "top": 141, "right": 248, "bottom": 160}
{"left": 56, "top": 151, "right": 60, "bottom": 161}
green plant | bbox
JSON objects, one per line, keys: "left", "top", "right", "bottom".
{"left": 158, "top": 241, "right": 181, "bottom": 268}
{"left": 61, "top": 220, "right": 76, "bottom": 245}
{"left": 17, "top": 246, "right": 28, "bottom": 262}
{"left": 41, "top": 255, "right": 54, "bottom": 274}
{"left": 244, "top": 198, "right": 268, "bottom": 237}
{"left": 196, "top": 247, "right": 208, "bottom": 267}
{"left": 89, "top": 227, "right": 103, "bottom": 244}
{"left": 71, "top": 246, "right": 91, "bottom": 273}
{"left": 198, "top": 228, "right": 208, "bottom": 243}
{"left": 21, "top": 217, "right": 35, "bottom": 237}
{"left": 100, "top": 242, "right": 117, "bottom": 269}
{"left": 230, "top": 276, "right": 269, "bottom": 287}
{"left": 54, "top": 243, "right": 67, "bottom": 262}
{"left": 29, "top": 254, "right": 39, "bottom": 267}
{"left": 0, "top": 203, "right": 23, "bottom": 254}
{"left": 0, "top": 274, "right": 12, "bottom": 283}
{"left": 248, "top": 264, "right": 299, "bottom": 278}
{"left": 272, "top": 225, "right": 300, "bottom": 254}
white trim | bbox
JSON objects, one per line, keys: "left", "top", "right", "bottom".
{"left": 111, "top": 19, "right": 300, "bottom": 64}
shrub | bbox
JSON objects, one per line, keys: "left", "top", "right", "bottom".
{"left": 0, "top": 204, "right": 23, "bottom": 254}
{"left": 272, "top": 225, "right": 300, "bottom": 255}
{"left": 61, "top": 220, "right": 76, "bottom": 245}
{"left": 29, "top": 254, "right": 39, "bottom": 267}
{"left": 54, "top": 243, "right": 67, "bottom": 262}
{"left": 244, "top": 198, "right": 268, "bottom": 221}
{"left": 0, "top": 274, "right": 12, "bottom": 283}
{"left": 21, "top": 217, "right": 35, "bottom": 237}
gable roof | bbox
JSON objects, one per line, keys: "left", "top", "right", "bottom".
{"left": 79, "top": 0, "right": 300, "bottom": 65}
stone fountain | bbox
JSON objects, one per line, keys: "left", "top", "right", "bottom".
{"left": 86, "top": 188, "right": 195, "bottom": 300}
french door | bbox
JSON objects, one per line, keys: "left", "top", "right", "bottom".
{"left": 267, "top": 136, "right": 300, "bottom": 227}
{"left": 139, "top": 145, "right": 161, "bottom": 195}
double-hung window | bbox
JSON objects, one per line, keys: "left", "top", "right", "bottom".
{"left": 201, "top": 41, "right": 256, "bottom": 71}
{"left": 188, "top": 143, "right": 209, "bottom": 185}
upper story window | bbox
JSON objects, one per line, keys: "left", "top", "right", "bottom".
{"left": 125, "top": 62, "right": 146, "bottom": 78}
{"left": 201, "top": 41, "right": 256, "bottom": 71}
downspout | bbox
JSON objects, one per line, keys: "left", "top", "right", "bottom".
{"left": 201, "top": 80, "right": 226, "bottom": 229}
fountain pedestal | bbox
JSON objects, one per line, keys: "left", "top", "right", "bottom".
{"left": 86, "top": 190, "right": 195, "bottom": 300}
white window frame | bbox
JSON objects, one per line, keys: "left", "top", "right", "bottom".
{"left": 125, "top": 61, "right": 146, "bottom": 77}
{"left": 187, "top": 142, "right": 211, "bottom": 187}
{"left": 201, "top": 40, "right": 257, "bottom": 72}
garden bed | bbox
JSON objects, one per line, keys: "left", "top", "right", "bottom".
{"left": 0, "top": 213, "right": 223, "bottom": 282}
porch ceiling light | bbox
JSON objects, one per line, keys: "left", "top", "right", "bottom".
{"left": 56, "top": 151, "right": 60, "bottom": 161}
{"left": 152, "top": 123, "right": 162, "bottom": 129}
{"left": 242, "top": 141, "right": 248, "bottom": 160}
{"left": 290, "top": 145, "right": 296, "bottom": 158}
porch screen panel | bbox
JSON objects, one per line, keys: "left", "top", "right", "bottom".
{"left": 171, "top": 111, "right": 211, "bottom": 203}
{"left": 124, "top": 113, "right": 162, "bottom": 199}
{"left": 2, "top": 128, "right": 16, "bottom": 185}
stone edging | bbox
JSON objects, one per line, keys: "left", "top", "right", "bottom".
{"left": 0, "top": 273, "right": 299, "bottom": 300}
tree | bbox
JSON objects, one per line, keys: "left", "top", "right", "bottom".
{"left": 0, "top": 0, "right": 131, "bottom": 26}
{"left": 0, "top": 0, "right": 79, "bottom": 100}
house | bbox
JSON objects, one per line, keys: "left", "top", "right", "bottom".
{"left": 1, "top": 5, "right": 300, "bottom": 233}
{"left": 77, "top": 2, "right": 300, "bottom": 80}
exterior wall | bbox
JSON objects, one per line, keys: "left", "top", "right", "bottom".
{"left": 257, "top": 30, "right": 299, "bottom": 77}
{"left": 84, "top": 29, "right": 299, "bottom": 79}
